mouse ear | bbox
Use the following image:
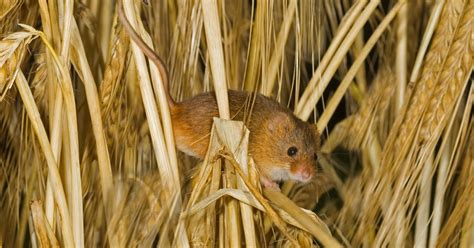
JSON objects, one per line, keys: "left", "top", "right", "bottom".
{"left": 267, "top": 112, "right": 291, "bottom": 132}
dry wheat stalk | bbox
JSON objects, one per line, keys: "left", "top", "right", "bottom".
{"left": 295, "top": 0, "right": 368, "bottom": 113}
{"left": 436, "top": 153, "right": 474, "bottom": 247}
{"left": 122, "top": 0, "right": 180, "bottom": 192}
{"left": 384, "top": 0, "right": 467, "bottom": 164}
{"left": 243, "top": 0, "right": 266, "bottom": 92}
{"left": 202, "top": 0, "right": 230, "bottom": 118}
{"left": 15, "top": 69, "right": 74, "bottom": 247}
{"left": 99, "top": 26, "right": 129, "bottom": 115}
{"left": 348, "top": 68, "right": 396, "bottom": 151}
{"left": 430, "top": 80, "right": 473, "bottom": 246}
{"left": 351, "top": 1, "right": 473, "bottom": 245}
{"left": 168, "top": 0, "right": 204, "bottom": 100}
{"left": 263, "top": 0, "right": 297, "bottom": 96}
{"left": 296, "top": 0, "right": 376, "bottom": 120}
{"left": 70, "top": 17, "right": 114, "bottom": 210}
{"left": 316, "top": 1, "right": 403, "bottom": 132}
{"left": 30, "top": 200, "right": 60, "bottom": 247}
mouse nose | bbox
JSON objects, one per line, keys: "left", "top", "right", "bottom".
{"left": 292, "top": 164, "right": 314, "bottom": 182}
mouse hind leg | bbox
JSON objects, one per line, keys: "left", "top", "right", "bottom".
{"left": 171, "top": 115, "right": 212, "bottom": 159}
{"left": 171, "top": 97, "right": 219, "bottom": 159}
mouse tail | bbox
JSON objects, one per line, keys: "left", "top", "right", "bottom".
{"left": 118, "top": 0, "right": 176, "bottom": 109}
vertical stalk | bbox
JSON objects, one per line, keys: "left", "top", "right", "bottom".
{"left": 395, "top": 2, "right": 408, "bottom": 113}
{"left": 202, "top": 0, "right": 230, "bottom": 119}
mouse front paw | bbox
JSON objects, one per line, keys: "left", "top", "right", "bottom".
{"left": 260, "top": 176, "right": 280, "bottom": 191}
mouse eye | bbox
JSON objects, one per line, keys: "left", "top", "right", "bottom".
{"left": 314, "top": 153, "right": 318, "bottom": 160}
{"left": 287, "top": 146, "right": 298, "bottom": 157}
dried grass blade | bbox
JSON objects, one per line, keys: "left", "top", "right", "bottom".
{"left": 30, "top": 201, "right": 60, "bottom": 247}
{"left": 430, "top": 82, "right": 474, "bottom": 247}
{"left": 69, "top": 18, "right": 113, "bottom": 211}
{"left": 222, "top": 153, "right": 298, "bottom": 245}
{"left": 28, "top": 23, "right": 84, "bottom": 247}
{"left": 414, "top": 157, "right": 433, "bottom": 247}
{"left": 15, "top": 70, "right": 74, "bottom": 247}
{"left": 142, "top": 25, "right": 180, "bottom": 189}
{"left": 69, "top": 18, "right": 117, "bottom": 246}
{"left": 297, "top": 0, "right": 381, "bottom": 120}
{"left": 186, "top": 189, "right": 263, "bottom": 216}
{"left": 58, "top": 0, "right": 73, "bottom": 60}
{"left": 243, "top": 0, "right": 264, "bottom": 92}
{"left": 0, "top": 0, "right": 20, "bottom": 19}
{"left": 121, "top": 0, "right": 177, "bottom": 192}
{"left": 264, "top": 189, "right": 342, "bottom": 247}
{"left": 223, "top": 170, "right": 241, "bottom": 247}
{"left": 435, "top": 164, "right": 474, "bottom": 247}
{"left": 214, "top": 119, "right": 256, "bottom": 246}
{"left": 395, "top": 2, "right": 408, "bottom": 112}
{"left": 37, "top": 0, "right": 63, "bottom": 227}
{"left": 43, "top": 91, "right": 62, "bottom": 225}
{"left": 459, "top": 121, "right": 474, "bottom": 247}
{"left": 408, "top": 0, "right": 446, "bottom": 83}
{"left": 21, "top": 17, "right": 85, "bottom": 245}
{"left": 263, "top": 0, "right": 297, "bottom": 96}
{"left": 316, "top": 1, "right": 403, "bottom": 131}
{"left": 201, "top": 0, "right": 230, "bottom": 118}
{"left": 120, "top": 1, "right": 185, "bottom": 245}
{"left": 295, "top": 0, "right": 368, "bottom": 114}
{"left": 30, "top": 201, "right": 50, "bottom": 247}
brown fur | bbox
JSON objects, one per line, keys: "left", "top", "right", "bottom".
{"left": 171, "top": 90, "right": 320, "bottom": 185}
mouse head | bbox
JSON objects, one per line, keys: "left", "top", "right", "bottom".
{"left": 251, "top": 112, "right": 320, "bottom": 184}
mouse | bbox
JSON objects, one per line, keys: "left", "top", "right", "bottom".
{"left": 118, "top": 2, "right": 320, "bottom": 189}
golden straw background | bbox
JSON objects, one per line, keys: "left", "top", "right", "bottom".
{"left": 0, "top": 0, "right": 472, "bottom": 247}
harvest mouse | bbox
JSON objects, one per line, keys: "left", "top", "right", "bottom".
{"left": 118, "top": 2, "right": 320, "bottom": 189}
